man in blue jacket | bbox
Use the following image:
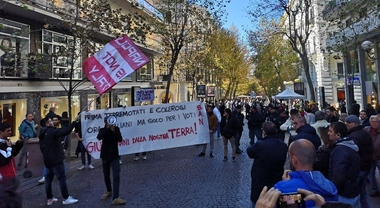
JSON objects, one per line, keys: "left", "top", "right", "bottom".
{"left": 17, "top": 113, "right": 37, "bottom": 169}
{"left": 274, "top": 139, "right": 338, "bottom": 208}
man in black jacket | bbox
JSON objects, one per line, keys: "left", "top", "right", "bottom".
{"left": 290, "top": 116, "right": 321, "bottom": 150}
{"left": 246, "top": 121, "right": 288, "bottom": 207}
{"left": 247, "top": 105, "right": 265, "bottom": 145}
{"left": 345, "top": 115, "right": 373, "bottom": 208}
{"left": 39, "top": 116, "right": 79, "bottom": 205}
{"left": 97, "top": 116, "right": 126, "bottom": 205}
{"left": 232, "top": 105, "right": 244, "bottom": 154}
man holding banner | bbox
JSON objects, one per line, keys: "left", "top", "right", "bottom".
{"left": 198, "top": 105, "right": 218, "bottom": 157}
{"left": 97, "top": 116, "right": 126, "bottom": 205}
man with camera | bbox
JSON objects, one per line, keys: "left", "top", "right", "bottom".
{"left": 274, "top": 139, "right": 338, "bottom": 208}
{"left": 97, "top": 116, "right": 126, "bottom": 205}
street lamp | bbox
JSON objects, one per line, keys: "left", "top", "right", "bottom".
{"left": 361, "top": 40, "right": 377, "bottom": 60}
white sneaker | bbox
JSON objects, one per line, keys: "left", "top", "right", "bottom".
{"left": 134, "top": 156, "right": 139, "bottom": 161}
{"left": 47, "top": 197, "right": 58, "bottom": 205}
{"left": 77, "top": 165, "right": 85, "bottom": 171}
{"left": 88, "top": 164, "right": 94, "bottom": 169}
{"left": 119, "top": 159, "right": 122, "bottom": 165}
{"left": 62, "top": 196, "right": 78, "bottom": 205}
{"left": 38, "top": 176, "right": 45, "bottom": 184}
{"left": 143, "top": 156, "right": 147, "bottom": 160}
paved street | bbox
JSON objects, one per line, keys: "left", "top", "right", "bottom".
{"left": 17, "top": 122, "right": 380, "bottom": 207}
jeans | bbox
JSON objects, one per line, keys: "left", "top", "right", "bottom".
{"left": 216, "top": 122, "right": 221, "bottom": 137}
{"left": 338, "top": 195, "right": 360, "bottom": 208}
{"left": 79, "top": 141, "right": 91, "bottom": 166}
{"left": 234, "top": 131, "right": 242, "bottom": 150}
{"left": 249, "top": 128, "right": 262, "bottom": 145}
{"left": 369, "top": 160, "right": 380, "bottom": 192}
{"left": 358, "top": 170, "right": 370, "bottom": 208}
{"left": 45, "top": 162, "right": 69, "bottom": 200}
{"left": 102, "top": 158, "right": 120, "bottom": 200}
{"left": 223, "top": 136, "right": 236, "bottom": 158}
{"left": 17, "top": 139, "right": 29, "bottom": 167}
{"left": 202, "top": 132, "right": 214, "bottom": 153}
{"left": 42, "top": 166, "right": 48, "bottom": 177}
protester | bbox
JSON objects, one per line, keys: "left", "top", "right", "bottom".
{"left": 311, "top": 111, "right": 330, "bottom": 145}
{"left": 345, "top": 115, "right": 373, "bottom": 208}
{"left": 350, "top": 100, "right": 360, "bottom": 117}
{"left": 247, "top": 121, "right": 288, "bottom": 207}
{"left": 198, "top": 105, "right": 218, "bottom": 157}
{"left": 17, "top": 113, "right": 37, "bottom": 170}
{"left": 232, "top": 105, "right": 244, "bottom": 154}
{"left": 280, "top": 109, "right": 299, "bottom": 146}
{"left": 75, "top": 117, "right": 94, "bottom": 170}
{"left": 220, "top": 108, "right": 238, "bottom": 161}
{"left": 0, "top": 123, "right": 23, "bottom": 181}
{"left": 290, "top": 115, "right": 321, "bottom": 150}
{"left": 39, "top": 116, "right": 79, "bottom": 205}
{"left": 213, "top": 103, "right": 222, "bottom": 139}
{"left": 274, "top": 139, "right": 338, "bottom": 208}
{"left": 360, "top": 110, "right": 370, "bottom": 127}
{"left": 247, "top": 105, "right": 265, "bottom": 145}
{"left": 97, "top": 116, "right": 126, "bottom": 205}
{"left": 273, "top": 110, "right": 288, "bottom": 141}
{"left": 326, "top": 107, "right": 339, "bottom": 123}
{"left": 328, "top": 122, "right": 360, "bottom": 206}
{"left": 364, "top": 115, "right": 380, "bottom": 197}
{"left": 255, "top": 187, "right": 351, "bottom": 208}
{"left": 304, "top": 108, "right": 315, "bottom": 125}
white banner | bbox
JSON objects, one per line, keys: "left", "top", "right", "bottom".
{"left": 81, "top": 101, "right": 209, "bottom": 159}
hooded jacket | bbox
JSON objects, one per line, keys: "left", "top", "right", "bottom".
{"left": 348, "top": 125, "right": 373, "bottom": 171}
{"left": 329, "top": 137, "right": 360, "bottom": 198}
{"left": 292, "top": 124, "right": 321, "bottom": 150}
{"left": 39, "top": 122, "right": 76, "bottom": 168}
{"left": 274, "top": 171, "right": 338, "bottom": 208}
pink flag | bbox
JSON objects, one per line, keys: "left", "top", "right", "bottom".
{"left": 83, "top": 35, "right": 150, "bottom": 95}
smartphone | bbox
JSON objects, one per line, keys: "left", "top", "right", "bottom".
{"left": 276, "top": 192, "right": 305, "bottom": 208}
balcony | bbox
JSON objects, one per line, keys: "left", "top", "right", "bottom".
{"left": 323, "top": 0, "right": 376, "bottom": 21}
{"left": 130, "top": 0, "right": 163, "bottom": 20}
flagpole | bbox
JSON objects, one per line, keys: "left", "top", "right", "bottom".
{"left": 80, "top": 94, "right": 101, "bottom": 113}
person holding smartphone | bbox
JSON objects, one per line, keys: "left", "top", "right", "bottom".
{"left": 274, "top": 139, "right": 338, "bottom": 208}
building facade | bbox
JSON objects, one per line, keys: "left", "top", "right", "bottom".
{"left": 0, "top": 0, "right": 164, "bottom": 140}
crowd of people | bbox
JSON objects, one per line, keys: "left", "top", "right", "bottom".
{"left": 1, "top": 98, "right": 380, "bottom": 207}
{"left": 201, "top": 98, "right": 380, "bottom": 208}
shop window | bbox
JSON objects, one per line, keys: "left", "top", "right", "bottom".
{"left": 0, "top": 19, "right": 30, "bottom": 78}
{"left": 41, "top": 96, "right": 80, "bottom": 119}
{"left": 117, "top": 92, "right": 132, "bottom": 107}
{"left": 88, "top": 94, "right": 109, "bottom": 110}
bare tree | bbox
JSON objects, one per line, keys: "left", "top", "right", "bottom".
{"left": 248, "top": 0, "right": 315, "bottom": 100}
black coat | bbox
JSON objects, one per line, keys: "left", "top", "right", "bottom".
{"left": 232, "top": 110, "right": 244, "bottom": 132}
{"left": 39, "top": 122, "right": 76, "bottom": 168}
{"left": 220, "top": 116, "right": 238, "bottom": 138}
{"left": 246, "top": 135, "right": 288, "bottom": 202}
{"left": 247, "top": 111, "right": 265, "bottom": 130}
{"left": 291, "top": 124, "right": 321, "bottom": 150}
{"left": 348, "top": 125, "right": 373, "bottom": 171}
{"left": 97, "top": 126, "right": 122, "bottom": 161}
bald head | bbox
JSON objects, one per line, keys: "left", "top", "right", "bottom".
{"left": 289, "top": 139, "right": 316, "bottom": 168}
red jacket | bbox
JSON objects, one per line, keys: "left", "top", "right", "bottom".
{"left": 0, "top": 139, "right": 23, "bottom": 180}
